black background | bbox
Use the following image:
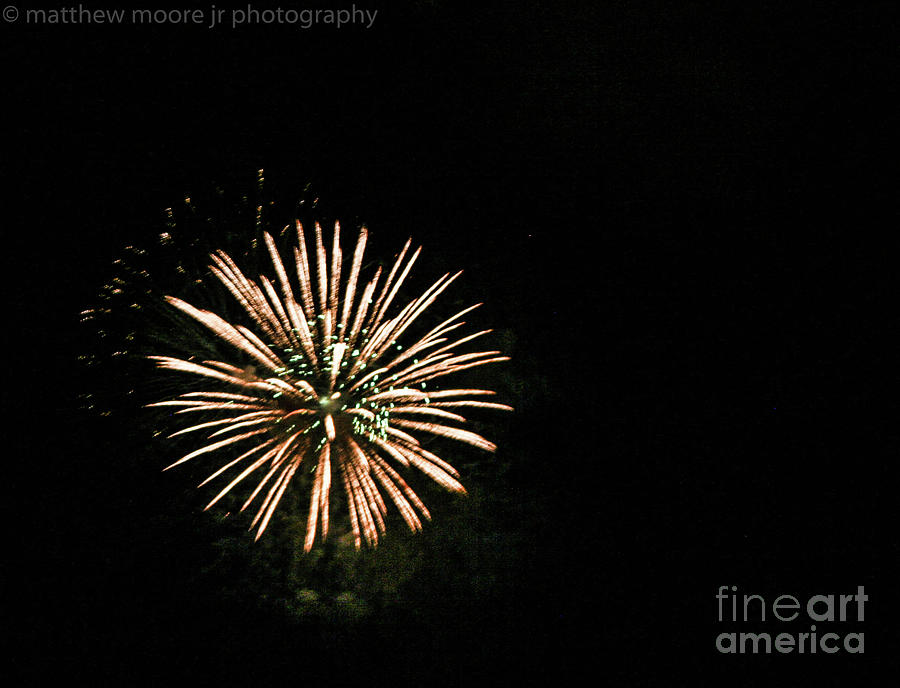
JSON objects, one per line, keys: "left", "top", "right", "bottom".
{"left": 4, "top": 1, "right": 897, "bottom": 685}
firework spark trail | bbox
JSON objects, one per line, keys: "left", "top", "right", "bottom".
{"left": 148, "top": 222, "right": 512, "bottom": 551}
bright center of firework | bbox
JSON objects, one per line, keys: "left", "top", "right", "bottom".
{"left": 318, "top": 392, "right": 342, "bottom": 415}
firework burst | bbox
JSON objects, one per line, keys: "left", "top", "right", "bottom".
{"left": 148, "top": 221, "right": 511, "bottom": 551}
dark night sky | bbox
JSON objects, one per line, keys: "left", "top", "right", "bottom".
{"left": 3, "top": 1, "right": 897, "bottom": 684}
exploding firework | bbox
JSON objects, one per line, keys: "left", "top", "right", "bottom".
{"left": 148, "top": 221, "right": 511, "bottom": 551}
